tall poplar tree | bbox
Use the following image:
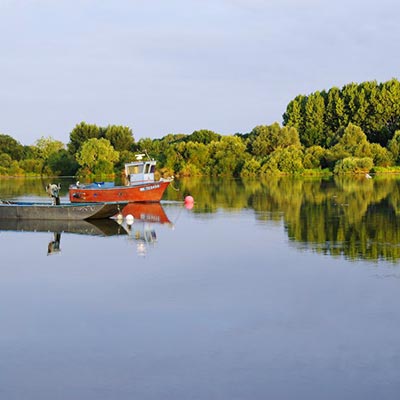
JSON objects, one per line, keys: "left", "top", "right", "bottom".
{"left": 302, "top": 92, "right": 325, "bottom": 147}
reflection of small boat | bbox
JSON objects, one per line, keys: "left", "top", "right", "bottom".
{"left": 69, "top": 156, "right": 173, "bottom": 203}
{"left": 121, "top": 202, "right": 172, "bottom": 224}
{"left": 0, "top": 200, "right": 126, "bottom": 220}
{"left": 0, "top": 218, "right": 128, "bottom": 236}
{"left": 0, "top": 218, "right": 128, "bottom": 256}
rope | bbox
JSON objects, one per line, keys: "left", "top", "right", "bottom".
{"left": 169, "top": 182, "right": 180, "bottom": 191}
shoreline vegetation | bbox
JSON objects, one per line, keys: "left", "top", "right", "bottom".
{"left": 1, "top": 78, "right": 400, "bottom": 179}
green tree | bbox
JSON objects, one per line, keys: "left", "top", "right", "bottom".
{"left": 377, "top": 79, "right": 400, "bottom": 145}
{"left": 104, "top": 125, "right": 135, "bottom": 152}
{"left": 388, "top": 130, "right": 400, "bottom": 164}
{"left": 18, "top": 159, "right": 44, "bottom": 175}
{"left": 240, "top": 159, "right": 261, "bottom": 177}
{"left": 341, "top": 82, "right": 358, "bottom": 123}
{"left": 324, "top": 87, "right": 345, "bottom": 147}
{"left": 114, "top": 150, "right": 138, "bottom": 171}
{"left": 369, "top": 143, "right": 393, "bottom": 167}
{"left": 180, "top": 141, "right": 210, "bottom": 173}
{"left": 303, "top": 146, "right": 327, "bottom": 169}
{"left": 162, "top": 144, "right": 185, "bottom": 175}
{"left": 302, "top": 92, "right": 325, "bottom": 147}
{"left": 76, "top": 138, "right": 119, "bottom": 175}
{"left": 334, "top": 157, "right": 373, "bottom": 174}
{"left": 134, "top": 137, "right": 161, "bottom": 161}
{"left": 47, "top": 149, "right": 79, "bottom": 176}
{"left": 185, "top": 129, "right": 221, "bottom": 144}
{"left": 283, "top": 95, "right": 305, "bottom": 133}
{"left": 352, "top": 86, "right": 369, "bottom": 128}
{"left": 250, "top": 123, "right": 281, "bottom": 157}
{"left": 332, "top": 123, "right": 372, "bottom": 159}
{"left": 156, "top": 134, "right": 189, "bottom": 168}
{"left": 0, "top": 153, "right": 12, "bottom": 168}
{"left": 278, "top": 126, "right": 302, "bottom": 148}
{"left": 22, "top": 145, "right": 36, "bottom": 159}
{"left": 0, "top": 134, "right": 24, "bottom": 160}
{"left": 7, "top": 160, "right": 24, "bottom": 175}
{"left": 262, "top": 146, "right": 304, "bottom": 174}
{"left": 30, "top": 136, "right": 65, "bottom": 175}
{"left": 68, "top": 122, "right": 103, "bottom": 154}
{"left": 209, "top": 136, "right": 247, "bottom": 176}
{"left": 249, "top": 123, "right": 301, "bottom": 159}
{"left": 34, "top": 136, "right": 65, "bottom": 160}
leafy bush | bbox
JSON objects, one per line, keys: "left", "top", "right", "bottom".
{"left": 0, "top": 153, "right": 12, "bottom": 168}
{"left": 240, "top": 159, "right": 261, "bottom": 177}
{"left": 260, "top": 146, "right": 304, "bottom": 174}
{"left": 334, "top": 157, "right": 373, "bottom": 174}
{"left": 370, "top": 143, "right": 393, "bottom": 167}
{"left": 303, "top": 146, "right": 326, "bottom": 169}
{"left": 18, "top": 159, "right": 44, "bottom": 175}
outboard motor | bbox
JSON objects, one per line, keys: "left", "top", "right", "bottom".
{"left": 46, "top": 183, "right": 61, "bottom": 205}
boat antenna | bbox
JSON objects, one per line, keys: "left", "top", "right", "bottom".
{"left": 144, "top": 149, "right": 152, "bottom": 160}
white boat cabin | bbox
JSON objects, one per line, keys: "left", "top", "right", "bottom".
{"left": 124, "top": 157, "right": 156, "bottom": 186}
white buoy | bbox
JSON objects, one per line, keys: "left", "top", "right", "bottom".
{"left": 126, "top": 214, "right": 134, "bottom": 225}
{"left": 116, "top": 213, "right": 124, "bottom": 224}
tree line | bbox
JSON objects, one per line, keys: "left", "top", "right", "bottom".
{"left": 1, "top": 78, "right": 400, "bottom": 178}
{"left": 0, "top": 122, "right": 135, "bottom": 177}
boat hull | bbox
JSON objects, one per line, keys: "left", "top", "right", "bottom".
{"left": 0, "top": 201, "right": 126, "bottom": 220}
{"left": 69, "top": 181, "right": 170, "bottom": 203}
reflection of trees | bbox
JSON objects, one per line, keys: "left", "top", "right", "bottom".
{"left": 285, "top": 176, "right": 400, "bottom": 261}
{"left": 167, "top": 177, "right": 250, "bottom": 213}
{"left": 250, "top": 177, "right": 304, "bottom": 224}
{"left": 0, "top": 177, "right": 75, "bottom": 199}
{"left": 172, "top": 175, "right": 400, "bottom": 262}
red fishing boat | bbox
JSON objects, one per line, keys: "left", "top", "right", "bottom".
{"left": 69, "top": 156, "right": 173, "bottom": 203}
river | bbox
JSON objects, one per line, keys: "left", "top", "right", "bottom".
{"left": 0, "top": 175, "right": 399, "bottom": 399}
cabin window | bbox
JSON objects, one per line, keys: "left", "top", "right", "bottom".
{"left": 127, "top": 165, "right": 143, "bottom": 175}
{"left": 150, "top": 165, "right": 155, "bottom": 173}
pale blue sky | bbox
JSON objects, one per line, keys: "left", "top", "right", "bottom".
{"left": 0, "top": 0, "right": 399, "bottom": 145}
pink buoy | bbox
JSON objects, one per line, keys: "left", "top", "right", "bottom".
{"left": 184, "top": 195, "right": 194, "bottom": 203}
{"left": 184, "top": 195, "right": 194, "bottom": 209}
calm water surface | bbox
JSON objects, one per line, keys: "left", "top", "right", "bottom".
{"left": 1, "top": 176, "right": 400, "bottom": 399}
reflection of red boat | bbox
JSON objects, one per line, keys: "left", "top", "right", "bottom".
{"left": 121, "top": 202, "right": 171, "bottom": 225}
{"left": 120, "top": 202, "right": 173, "bottom": 257}
{"left": 69, "top": 157, "right": 173, "bottom": 203}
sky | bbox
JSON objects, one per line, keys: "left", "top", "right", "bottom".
{"left": 0, "top": 0, "right": 399, "bottom": 145}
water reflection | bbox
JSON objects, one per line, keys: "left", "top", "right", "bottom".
{"left": 0, "top": 202, "right": 173, "bottom": 256}
{"left": 121, "top": 203, "right": 173, "bottom": 256}
{"left": 171, "top": 175, "right": 400, "bottom": 262}
{"left": 0, "top": 218, "right": 128, "bottom": 255}
{"left": 48, "top": 232, "right": 61, "bottom": 255}
{"left": 0, "top": 217, "right": 126, "bottom": 235}
{"left": 3, "top": 175, "right": 400, "bottom": 261}
{"left": 282, "top": 177, "right": 400, "bottom": 262}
